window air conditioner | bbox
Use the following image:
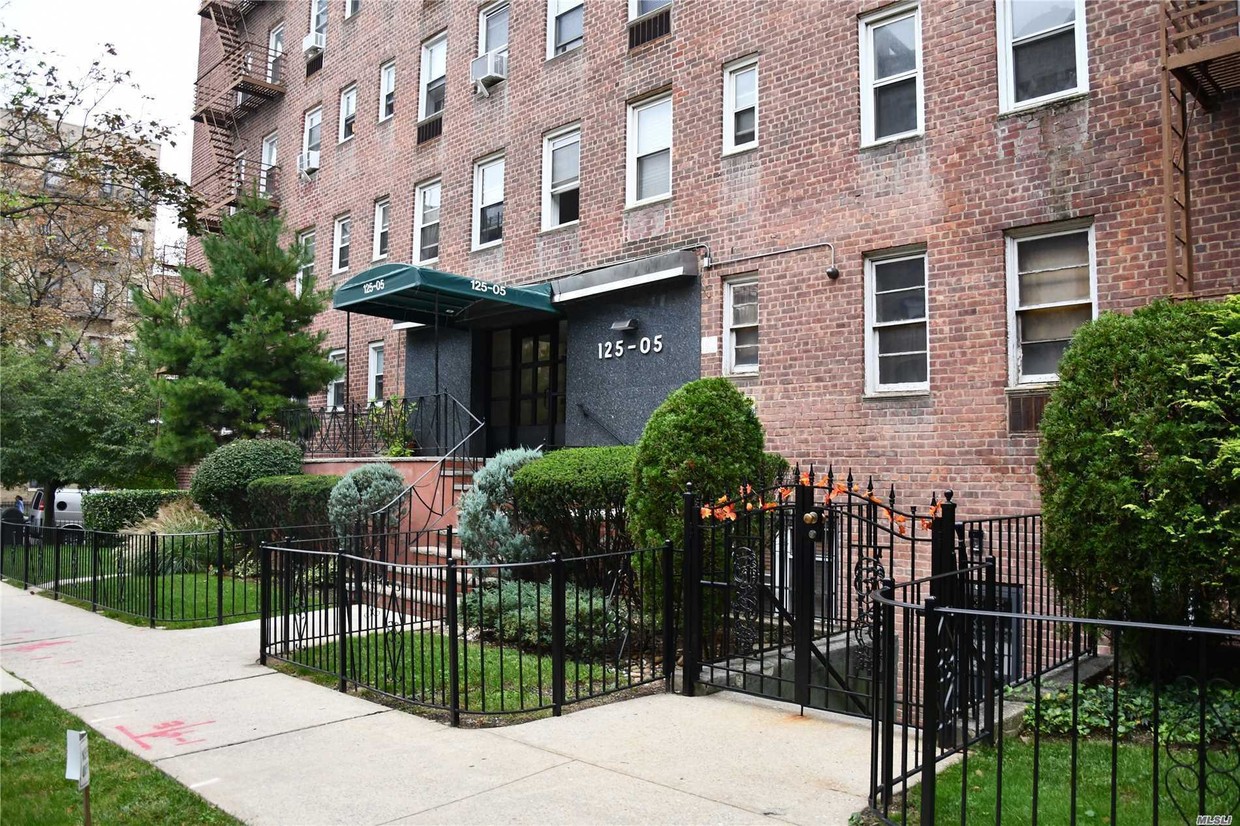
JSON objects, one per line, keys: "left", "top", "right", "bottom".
{"left": 470, "top": 50, "right": 508, "bottom": 90}
{"left": 302, "top": 32, "right": 325, "bottom": 59}
{"left": 296, "top": 150, "right": 320, "bottom": 176}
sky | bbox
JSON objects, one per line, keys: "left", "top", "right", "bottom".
{"left": 3, "top": 0, "right": 200, "bottom": 248}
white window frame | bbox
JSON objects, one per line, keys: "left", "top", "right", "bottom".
{"left": 859, "top": 2, "right": 923, "bottom": 147}
{"left": 296, "top": 228, "right": 315, "bottom": 297}
{"left": 344, "top": 0, "right": 360, "bottom": 20}
{"left": 864, "top": 249, "right": 930, "bottom": 395}
{"left": 372, "top": 198, "right": 390, "bottom": 261}
{"left": 542, "top": 124, "right": 581, "bottom": 231}
{"left": 478, "top": 2, "right": 510, "bottom": 58}
{"left": 723, "top": 275, "right": 759, "bottom": 375}
{"left": 326, "top": 348, "right": 346, "bottom": 409}
{"left": 722, "top": 56, "right": 759, "bottom": 155}
{"left": 419, "top": 33, "right": 448, "bottom": 121}
{"left": 1006, "top": 220, "right": 1097, "bottom": 386}
{"left": 415, "top": 178, "right": 442, "bottom": 265}
{"left": 546, "top": 0, "right": 584, "bottom": 59}
{"left": 996, "top": 0, "right": 1088, "bottom": 113}
{"left": 333, "top": 214, "right": 351, "bottom": 273}
{"left": 266, "top": 24, "right": 285, "bottom": 83}
{"left": 310, "top": 0, "right": 328, "bottom": 38}
{"left": 473, "top": 154, "right": 505, "bottom": 251}
{"left": 379, "top": 61, "right": 396, "bottom": 122}
{"left": 303, "top": 107, "right": 322, "bottom": 154}
{"left": 260, "top": 132, "right": 278, "bottom": 195}
{"left": 626, "top": 93, "right": 672, "bottom": 208}
{"left": 129, "top": 228, "right": 145, "bottom": 259}
{"left": 338, "top": 84, "right": 358, "bottom": 142}
{"left": 367, "top": 341, "right": 385, "bottom": 402}
{"left": 628, "top": 0, "right": 671, "bottom": 21}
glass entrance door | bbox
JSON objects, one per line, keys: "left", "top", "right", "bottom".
{"left": 485, "top": 321, "right": 566, "bottom": 454}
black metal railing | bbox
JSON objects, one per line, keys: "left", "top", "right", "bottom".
{"left": 277, "top": 393, "right": 480, "bottom": 460}
{"left": 0, "top": 520, "right": 334, "bottom": 627}
{"left": 260, "top": 532, "right": 679, "bottom": 725}
{"left": 867, "top": 561, "right": 1240, "bottom": 825}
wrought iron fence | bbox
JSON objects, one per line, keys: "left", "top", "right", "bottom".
{"left": 868, "top": 563, "right": 1240, "bottom": 825}
{"left": 0, "top": 520, "right": 334, "bottom": 627}
{"left": 276, "top": 392, "right": 481, "bottom": 460}
{"left": 260, "top": 531, "right": 679, "bottom": 725}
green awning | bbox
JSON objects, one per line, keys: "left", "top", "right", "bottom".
{"left": 332, "top": 263, "right": 558, "bottom": 325}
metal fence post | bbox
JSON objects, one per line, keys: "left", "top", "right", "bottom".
{"left": 793, "top": 482, "right": 815, "bottom": 708}
{"left": 90, "top": 530, "right": 99, "bottom": 612}
{"left": 446, "top": 556, "right": 461, "bottom": 727}
{"left": 983, "top": 555, "right": 997, "bottom": 745}
{"left": 22, "top": 524, "right": 29, "bottom": 587}
{"left": 216, "top": 528, "right": 226, "bottom": 626}
{"left": 920, "top": 596, "right": 941, "bottom": 826}
{"left": 680, "top": 484, "right": 699, "bottom": 698}
{"left": 259, "top": 542, "right": 271, "bottom": 665}
{"left": 52, "top": 526, "right": 62, "bottom": 599}
{"left": 147, "top": 531, "right": 157, "bottom": 627}
{"left": 336, "top": 551, "right": 347, "bottom": 692}
{"left": 551, "top": 553, "right": 567, "bottom": 717}
{"left": 662, "top": 539, "right": 676, "bottom": 692}
{"left": 880, "top": 579, "right": 897, "bottom": 811}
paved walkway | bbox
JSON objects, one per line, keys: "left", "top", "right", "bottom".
{"left": 0, "top": 581, "right": 873, "bottom": 825}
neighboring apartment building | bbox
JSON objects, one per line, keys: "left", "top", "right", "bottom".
{"left": 189, "top": 0, "right": 1239, "bottom": 513}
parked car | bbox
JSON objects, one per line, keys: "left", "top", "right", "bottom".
{"left": 28, "top": 488, "right": 92, "bottom": 542}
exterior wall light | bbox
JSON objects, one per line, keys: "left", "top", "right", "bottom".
{"left": 610, "top": 318, "right": 639, "bottom": 332}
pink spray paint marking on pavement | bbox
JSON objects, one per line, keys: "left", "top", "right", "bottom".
{"left": 116, "top": 719, "right": 217, "bottom": 751}
{"left": 8, "top": 639, "right": 74, "bottom": 653}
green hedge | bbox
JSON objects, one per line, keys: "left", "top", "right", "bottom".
{"left": 191, "top": 440, "right": 304, "bottom": 527}
{"left": 459, "top": 578, "right": 627, "bottom": 661}
{"left": 513, "top": 446, "right": 635, "bottom": 559}
{"left": 246, "top": 474, "right": 340, "bottom": 529}
{"left": 81, "top": 490, "right": 190, "bottom": 533}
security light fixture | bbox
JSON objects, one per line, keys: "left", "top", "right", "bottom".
{"left": 610, "top": 318, "right": 639, "bottom": 332}
{"left": 825, "top": 242, "right": 841, "bottom": 280}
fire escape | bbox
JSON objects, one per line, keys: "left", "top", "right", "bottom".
{"left": 192, "top": 0, "right": 286, "bottom": 231}
{"left": 1161, "top": 0, "right": 1240, "bottom": 296}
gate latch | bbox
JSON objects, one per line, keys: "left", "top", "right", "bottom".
{"left": 802, "top": 511, "right": 819, "bottom": 525}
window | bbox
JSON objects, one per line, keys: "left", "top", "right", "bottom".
{"left": 232, "top": 152, "right": 247, "bottom": 202}
{"left": 326, "top": 349, "right": 346, "bottom": 409}
{"left": 479, "top": 3, "right": 510, "bottom": 57}
{"left": 333, "top": 214, "right": 351, "bottom": 273}
{"left": 267, "top": 24, "right": 285, "bottom": 83}
{"left": 368, "top": 341, "right": 385, "bottom": 402}
{"left": 129, "top": 228, "right": 145, "bottom": 259}
{"left": 626, "top": 94, "right": 672, "bottom": 206}
{"left": 420, "top": 34, "right": 447, "bottom": 120}
{"left": 865, "top": 251, "right": 929, "bottom": 393}
{"left": 303, "top": 107, "right": 322, "bottom": 155}
{"left": 1007, "top": 222, "right": 1095, "bottom": 384}
{"left": 44, "top": 154, "right": 67, "bottom": 188}
{"left": 310, "top": 0, "right": 328, "bottom": 41}
{"left": 723, "top": 57, "right": 758, "bottom": 153}
{"left": 296, "top": 229, "right": 315, "bottom": 297}
{"left": 473, "top": 155, "right": 505, "bottom": 249}
{"left": 997, "top": 0, "right": 1087, "bottom": 112}
{"left": 344, "top": 0, "right": 360, "bottom": 19}
{"left": 542, "top": 126, "right": 580, "bottom": 229}
{"left": 724, "top": 276, "right": 758, "bottom": 374}
{"left": 860, "top": 3, "right": 922, "bottom": 145}
{"left": 547, "top": 0, "right": 584, "bottom": 57}
{"left": 379, "top": 61, "right": 396, "bottom": 121}
{"left": 373, "top": 198, "right": 390, "bottom": 260}
{"left": 415, "top": 179, "right": 441, "bottom": 263}
{"left": 339, "top": 84, "right": 357, "bottom": 141}
{"left": 261, "top": 133, "right": 278, "bottom": 195}
{"left": 630, "top": 0, "right": 670, "bottom": 19}
{"left": 91, "top": 280, "right": 107, "bottom": 313}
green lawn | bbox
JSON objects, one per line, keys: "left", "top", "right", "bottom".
{"left": 281, "top": 630, "right": 612, "bottom": 717}
{"left": 0, "top": 689, "right": 240, "bottom": 825}
{"left": 21, "top": 574, "right": 264, "bottom": 629}
{"left": 890, "top": 738, "right": 1231, "bottom": 825}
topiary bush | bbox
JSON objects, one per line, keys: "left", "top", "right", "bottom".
{"left": 627, "top": 377, "right": 769, "bottom": 549}
{"left": 457, "top": 448, "right": 541, "bottom": 564}
{"left": 246, "top": 474, "right": 340, "bottom": 530}
{"left": 513, "top": 446, "right": 635, "bottom": 559}
{"left": 82, "top": 489, "right": 190, "bottom": 533}
{"left": 1038, "top": 298, "right": 1239, "bottom": 634}
{"left": 327, "top": 463, "right": 405, "bottom": 540}
{"left": 190, "top": 439, "right": 303, "bottom": 527}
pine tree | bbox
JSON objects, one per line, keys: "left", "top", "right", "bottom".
{"left": 135, "top": 197, "right": 340, "bottom": 464}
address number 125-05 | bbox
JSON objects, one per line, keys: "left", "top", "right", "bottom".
{"left": 598, "top": 335, "right": 663, "bottom": 359}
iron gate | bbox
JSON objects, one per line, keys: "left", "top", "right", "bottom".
{"left": 680, "top": 469, "right": 961, "bottom": 718}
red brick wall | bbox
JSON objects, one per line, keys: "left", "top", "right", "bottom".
{"left": 188, "top": 0, "right": 1239, "bottom": 516}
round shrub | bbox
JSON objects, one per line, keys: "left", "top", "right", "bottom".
{"left": 190, "top": 440, "right": 303, "bottom": 527}
{"left": 627, "top": 377, "right": 768, "bottom": 549}
{"left": 457, "top": 447, "right": 541, "bottom": 564}
{"left": 247, "top": 474, "right": 341, "bottom": 529}
{"left": 327, "top": 463, "right": 406, "bottom": 539}
{"left": 513, "top": 446, "right": 635, "bottom": 558}
{"left": 1038, "top": 298, "right": 1239, "bottom": 630}
{"left": 82, "top": 489, "right": 190, "bottom": 533}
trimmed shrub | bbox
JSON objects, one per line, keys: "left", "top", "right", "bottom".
{"left": 627, "top": 378, "right": 768, "bottom": 549}
{"left": 1038, "top": 298, "right": 1239, "bottom": 632}
{"left": 82, "top": 489, "right": 189, "bottom": 533}
{"left": 457, "top": 448, "right": 541, "bottom": 564}
{"left": 247, "top": 474, "right": 340, "bottom": 529}
{"left": 459, "top": 578, "right": 627, "bottom": 661}
{"left": 513, "top": 446, "right": 635, "bottom": 559}
{"left": 327, "top": 463, "right": 405, "bottom": 539}
{"left": 191, "top": 440, "right": 303, "bottom": 527}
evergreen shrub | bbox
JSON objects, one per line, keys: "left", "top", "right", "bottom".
{"left": 327, "top": 464, "right": 405, "bottom": 539}
{"left": 190, "top": 440, "right": 303, "bottom": 527}
{"left": 82, "top": 489, "right": 189, "bottom": 533}
{"left": 513, "top": 446, "right": 636, "bottom": 558}
{"left": 246, "top": 474, "right": 340, "bottom": 529}
{"left": 457, "top": 448, "right": 541, "bottom": 564}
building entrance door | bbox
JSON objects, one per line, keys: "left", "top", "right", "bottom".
{"left": 485, "top": 320, "right": 566, "bottom": 454}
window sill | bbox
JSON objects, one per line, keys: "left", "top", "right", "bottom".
{"left": 471, "top": 240, "right": 503, "bottom": 254}
{"left": 332, "top": 268, "right": 349, "bottom": 276}
{"left": 545, "top": 44, "right": 584, "bottom": 64}
{"left": 1006, "top": 382, "right": 1057, "bottom": 394}
{"left": 337, "top": 136, "right": 355, "bottom": 146}
{"left": 540, "top": 220, "right": 579, "bottom": 236}
{"left": 725, "top": 371, "right": 759, "bottom": 380}
{"left": 862, "top": 389, "right": 930, "bottom": 401}
{"left": 722, "top": 143, "right": 759, "bottom": 159}
{"left": 378, "top": 115, "right": 394, "bottom": 125}
{"left": 415, "top": 257, "right": 440, "bottom": 268}
{"left": 372, "top": 254, "right": 389, "bottom": 263}
{"left": 624, "top": 195, "right": 671, "bottom": 212}
{"left": 998, "top": 90, "right": 1089, "bottom": 119}
{"left": 860, "top": 131, "right": 923, "bottom": 151}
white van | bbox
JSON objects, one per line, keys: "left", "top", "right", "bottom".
{"left": 28, "top": 488, "right": 90, "bottom": 541}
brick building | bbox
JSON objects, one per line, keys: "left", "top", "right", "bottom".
{"left": 189, "top": 0, "right": 1239, "bottom": 514}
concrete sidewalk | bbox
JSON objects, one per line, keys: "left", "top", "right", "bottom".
{"left": 0, "top": 581, "right": 872, "bottom": 825}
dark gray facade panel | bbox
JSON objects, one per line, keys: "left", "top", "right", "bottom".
{"left": 403, "top": 326, "right": 473, "bottom": 410}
